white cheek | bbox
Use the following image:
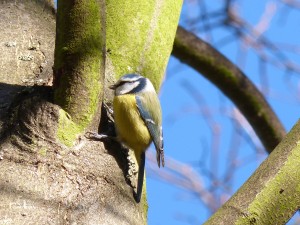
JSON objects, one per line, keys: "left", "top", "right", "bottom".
{"left": 115, "top": 87, "right": 125, "bottom": 96}
{"left": 115, "top": 82, "right": 139, "bottom": 95}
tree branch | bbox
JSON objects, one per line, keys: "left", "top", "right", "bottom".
{"left": 172, "top": 26, "right": 286, "bottom": 153}
{"left": 204, "top": 120, "right": 300, "bottom": 224}
{"left": 53, "top": 1, "right": 105, "bottom": 131}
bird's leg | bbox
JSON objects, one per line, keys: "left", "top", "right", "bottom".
{"left": 85, "top": 102, "right": 117, "bottom": 141}
{"left": 86, "top": 102, "right": 141, "bottom": 202}
{"left": 103, "top": 102, "right": 114, "bottom": 123}
{"left": 85, "top": 131, "right": 118, "bottom": 141}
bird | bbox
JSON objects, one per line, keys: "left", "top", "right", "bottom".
{"left": 110, "top": 73, "right": 165, "bottom": 203}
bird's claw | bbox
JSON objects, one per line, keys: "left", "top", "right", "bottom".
{"left": 85, "top": 131, "right": 109, "bottom": 140}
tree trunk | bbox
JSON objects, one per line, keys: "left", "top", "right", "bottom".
{"left": 0, "top": 0, "right": 182, "bottom": 224}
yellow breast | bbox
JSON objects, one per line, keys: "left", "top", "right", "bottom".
{"left": 113, "top": 94, "right": 151, "bottom": 153}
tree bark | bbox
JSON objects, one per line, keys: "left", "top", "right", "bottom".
{"left": 0, "top": 0, "right": 182, "bottom": 224}
{"left": 54, "top": 0, "right": 105, "bottom": 132}
{"left": 0, "top": 0, "right": 55, "bottom": 132}
{"left": 204, "top": 120, "right": 300, "bottom": 224}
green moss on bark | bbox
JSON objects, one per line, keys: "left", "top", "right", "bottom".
{"left": 57, "top": 109, "right": 83, "bottom": 147}
{"left": 106, "top": 0, "right": 182, "bottom": 90}
{"left": 105, "top": 0, "right": 182, "bottom": 221}
{"left": 236, "top": 141, "right": 300, "bottom": 224}
{"left": 54, "top": 0, "right": 104, "bottom": 132}
{"left": 205, "top": 120, "right": 300, "bottom": 224}
{"left": 38, "top": 147, "right": 47, "bottom": 156}
{"left": 54, "top": 1, "right": 182, "bottom": 221}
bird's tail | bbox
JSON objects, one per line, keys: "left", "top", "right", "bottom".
{"left": 156, "top": 147, "right": 165, "bottom": 168}
{"left": 135, "top": 151, "right": 145, "bottom": 203}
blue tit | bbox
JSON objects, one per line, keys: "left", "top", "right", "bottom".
{"left": 110, "top": 73, "right": 164, "bottom": 203}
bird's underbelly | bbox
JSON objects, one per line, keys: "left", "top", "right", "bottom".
{"left": 113, "top": 95, "right": 151, "bottom": 152}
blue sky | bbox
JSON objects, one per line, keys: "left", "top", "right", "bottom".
{"left": 147, "top": 1, "right": 300, "bottom": 224}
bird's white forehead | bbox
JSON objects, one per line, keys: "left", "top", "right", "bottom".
{"left": 114, "top": 76, "right": 156, "bottom": 96}
{"left": 118, "top": 74, "right": 142, "bottom": 83}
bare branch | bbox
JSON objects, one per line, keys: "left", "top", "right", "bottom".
{"left": 172, "top": 26, "right": 286, "bottom": 153}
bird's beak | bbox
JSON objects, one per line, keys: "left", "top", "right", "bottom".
{"left": 109, "top": 84, "right": 117, "bottom": 90}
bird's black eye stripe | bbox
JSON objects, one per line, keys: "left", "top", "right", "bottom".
{"left": 116, "top": 81, "right": 127, "bottom": 87}
{"left": 128, "top": 77, "right": 146, "bottom": 93}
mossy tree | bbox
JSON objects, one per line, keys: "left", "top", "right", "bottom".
{"left": 1, "top": 0, "right": 300, "bottom": 224}
{"left": 0, "top": 0, "right": 181, "bottom": 224}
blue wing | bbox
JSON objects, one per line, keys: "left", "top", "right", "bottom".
{"left": 136, "top": 94, "right": 164, "bottom": 167}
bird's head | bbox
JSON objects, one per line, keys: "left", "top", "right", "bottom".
{"left": 110, "top": 74, "right": 156, "bottom": 96}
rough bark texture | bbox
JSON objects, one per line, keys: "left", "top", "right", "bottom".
{"left": 172, "top": 26, "right": 286, "bottom": 153}
{"left": 0, "top": 0, "right": 298, "bottom": 224}
{"left": 0, "top": 93, "right": 144, "bottom": 225}
{"left": 0, "top": 0, "right": 55, "bottom": 132}
{"left": 0, "top": 1, "right": 142, "bottom": 224}
{"left": 0, "top": 0, "right": 182, "bottom": 224}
